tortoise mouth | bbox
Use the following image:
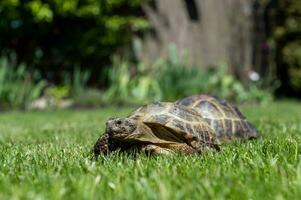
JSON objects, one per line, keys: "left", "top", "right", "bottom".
{"left": 112, "top": 133, "right": 133, "bottom": 140}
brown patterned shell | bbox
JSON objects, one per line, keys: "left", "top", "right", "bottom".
{"left": 128, "top": 102, "right": 219, "bottom": 146}
{"left": 176, "top": 95, "right": 260, "bottom": 141}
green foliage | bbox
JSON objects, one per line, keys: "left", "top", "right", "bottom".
{"left": 154, "top": 47, "right": 209, "bottom": 101}
{"left": 104, "top": 57, "right": 162, "bottom": 105}
{"left": 64, "top": 67, "right": 91, "bottom": 98}
{"left": 272, "top": 0, "right": 301, "bottom": 93}
{"left": 0, "top": 0, "right": 147, "bottom": 83}
{"left": 104, "top": 48, "right": 273, "bottom": 105}
{"left": 47, "top": 85, "right": 70, "bottom": 100}
{"left": 0, "top": 102, "right": 301, "bottom": 199}
{"left": 282, "top": 42, "right": 301, "bottom": 92}
{"left": 43, "top": 68, "right": 91, "bottom": 109}
{"left": 205, "top": 65, "right": 274, "bottom": 104}
{"left": 0, "top": 56, "right": 46, "bottom": 110}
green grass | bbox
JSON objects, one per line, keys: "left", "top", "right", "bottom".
{"left": 0, "top": 101, "right": 301, "bottom": 200}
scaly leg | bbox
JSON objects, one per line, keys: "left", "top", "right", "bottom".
{"left": 93, "top": 133, "right": 135, "bottom": 156}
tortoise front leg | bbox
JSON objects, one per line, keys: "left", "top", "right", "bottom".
{"left": 92, "top": 133, "right": 125, "bottom": 156}
{"left": 93, "top": 133, "right": 138, "bottom": 156}
{"left": 93, "top": 133, "right": 111, "bottom": 156}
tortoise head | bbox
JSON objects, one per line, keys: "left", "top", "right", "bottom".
{"left": 106, "top": 117, "right": 164, "bottom": 144}
{"left": 106, "top": 118, "right": 138, "bottom": 140}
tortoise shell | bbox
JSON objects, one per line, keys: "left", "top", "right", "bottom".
{"left": 176, "top": 95, "right": 260, "bottom": 142}
{"left": 129, "top": 102, "right": 219, "bottom": 147}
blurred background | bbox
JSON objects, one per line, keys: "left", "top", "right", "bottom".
{"left": 0, "top": 0, "right": 300, "bottom": 110}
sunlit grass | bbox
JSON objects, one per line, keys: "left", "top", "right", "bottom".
{"left": 0, "top": 101, "right": 301, "bottom": 199}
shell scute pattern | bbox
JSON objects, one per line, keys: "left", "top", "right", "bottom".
{"left": 185, "top": 124, "right": 194, "bottom": 135}
{"left": 224, "top": 119, "right": 233, "bottom": 138}
{"left": 152, "top": 114, "right": 170, "bottom": 125}
{"left": 172, "top": 119, "right": 186, "bottom": 131}
{"left": 169, "top": 105, "right": 199, "bottom": 122}
{"left": 129, "top": 102, "right": 166, "bottom": 121}
{"left": 138, "top": 102, "right": 219, "bottom": 146}
{"left": 177, "top": 95, "right": 260, "bottom": 141}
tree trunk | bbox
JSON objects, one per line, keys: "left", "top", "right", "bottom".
{"left": 140, "top": 0, "right": 256, "bottom": 83}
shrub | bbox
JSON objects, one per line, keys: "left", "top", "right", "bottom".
{"left": 0, "top": 0, "right": 147, "bottom": 84}
{"left": 64, "top": 67, "right": 91, "bottom": 98}
{"left": 0, "top": 56, "right": 46, "bottom": 110}
{"left": 104, "top": 47, "right": 274, "bottom": 105}
{"left": 154, "top": 47, "right": 210, "bottom": 101}
{"left": 271, "top": 0, "right": 301, "bottom": 94}
{"left": 282, "top": 42, "right": 301, "bottom": 93}
{"left": 104, "top": 57, "right": 162, "bottom": 105}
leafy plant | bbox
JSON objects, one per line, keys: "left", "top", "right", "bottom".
{"left": 271, "top": 0, "right": 301, "bottom": 94}
{"left": 0, "top": 0, "right": 148, "bottom": 84}
{"left": 282, "top": 42, "right": 301, "bottom": 93}
{"left": 64, "top": 67, "right": 91, "bottom": 98}
{"left": 104, "top": 47, "right": 274, "bottom": 105}
{"left": 0, "top": 56, "right": 46, "bottom": 110}
{"left": 155, "top": 47, "right": 210, "bottom": 101}
{"left": 156, "top": 47, "right": 273, "bottom": 104}
{"left": 104, "top": 57, "right": 161, "bottom": 105}
{"left": 206, "top": 65, "right": 274, "bottom": 104}
{"left": 47, "top": 86, "right": 70, "bottom": 100}
{"left": 39, "top": 68, "right": 92, "bottom": 109}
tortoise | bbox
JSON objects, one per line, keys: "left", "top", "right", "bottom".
{"left": 93, "top": 102, "right": 220, "bottom": 156}
{"left": 93, "top": 95, "right": 259, "bottom": 156}
{"left": 176, "top": 94, "right": 260, "bottom": 142}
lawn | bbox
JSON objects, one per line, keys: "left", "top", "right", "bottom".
{"left": 0, "top": 101, "right": 301, "bottom": 199}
